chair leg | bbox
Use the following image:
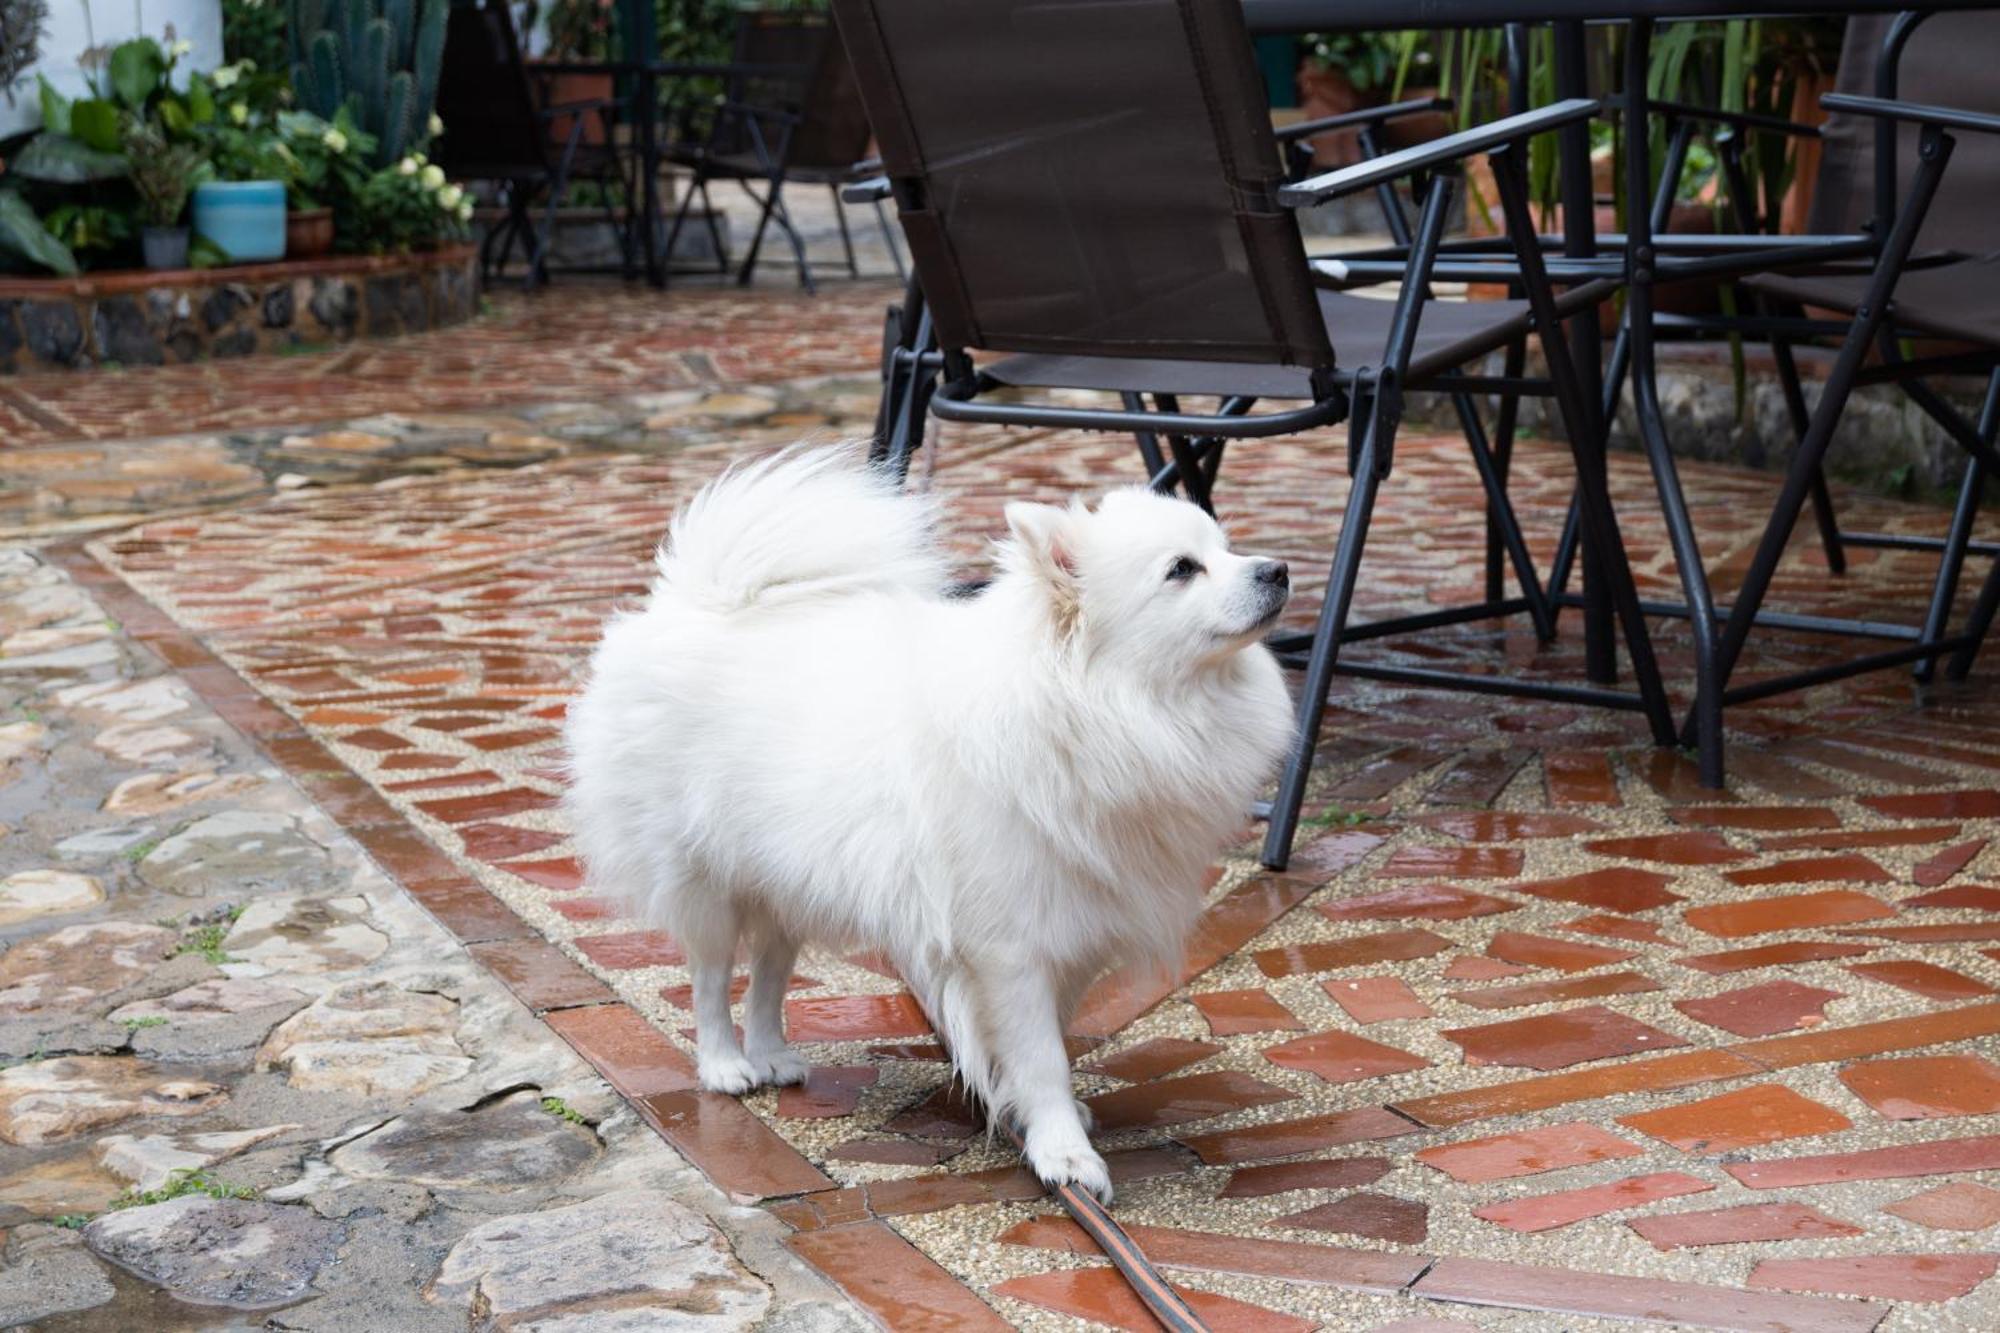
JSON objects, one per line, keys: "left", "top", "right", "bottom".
{"left": 1125, "top": 393, "right": 1172, "bottom": 489}
{"left": 699, "top": 181, "right": 728, "bottom": 274}
{"left": 1770, "top": 327, "right": 1849, "bottom": 576}
{"left": 1485, "top": 337, "right": 1526, "bottom": 607}
{"left": 1261, "top": 414, "right": 1388, "bottom": 869}
{"left": 662, "top": 167, "right": 702, "bottom": 275}
{"left": 767, "top": 182, "right": 816, "bottom": 296}
{"left": 874, "top": 199, "right": 908, "bottom": 282}
{"left": 1452, "top": 388, "right": 1554, "bottom": 642}
{"left": 1152, "top": 394, "right": 1213, "bottom": 514}
{"left": 1914, "top": 370, "right": 2000, "bottom": 683}
{"left": 1946, "top": 553, "right": 2000, "bottom": 681}
{"left": 735, "top": 180, "right": 779, "bottom": 287}
{"left": 830, "top": 185, "right": 859, "bottom": 280}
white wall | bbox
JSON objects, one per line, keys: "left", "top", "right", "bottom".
{"left": 2, "top": 0, "right": 225, "bottom": 138}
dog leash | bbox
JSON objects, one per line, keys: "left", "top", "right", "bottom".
{"left": 999, "top": 1121, "right": 1212, "bottom": 1333}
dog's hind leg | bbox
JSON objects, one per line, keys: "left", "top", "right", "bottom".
{"left": 980, "top": 957, "right": 1112, "bottom": 1203}
{"left": 742, "top": 925, "right": 808, "bottom": 1087}
{"left": 684, "top": 900, "right": 759, "bottom": 1095}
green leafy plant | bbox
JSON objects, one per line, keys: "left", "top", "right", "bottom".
{"left": 177, "top": 922, "right": 236, "bottom": 965}
{"left": 273, "top": 108, "right": 375, "bottom": 209}
{"left": 123, "top": 121, "right": 207, "bottom": 227}
{"left": 0, "top": 187, "right": 79, "bottom": 274}
{"left": 43, "top": 203, "right": 133, "bottom": 257}
{"left": 51, "top": 1213, "right": 90, "bottom": 1230}
{"left": 224, "top": 0, "right": 291, "bottom": 75}
{"left": 541, "top": 1095, "right": 589, "bottom": 1124}
{"left": 1302, "top": 32, "right": 1413, "bottom": 96}
{"left": 337, "top": 151, "right": 469, "bottom": 253}
{"left": 109, "top": 1169, "right": 257, "bottom": 1211}
{"left": 120, "top": 1016, "right": 170, "bottom": 1031}
{"left": 287, "top": 0, "right": 447, "bottom": 169}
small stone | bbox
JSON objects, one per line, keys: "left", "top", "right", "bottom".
{"left": 330, "top": 1090, "right": 598, "bottom": 1189}
{"left": 54, "top": 826, "right": 158, "bottom": 861}
{"left": 97, "top": 1125, "right": 302, "bottom": 1191}
{"left": 137, "top": 812, "right": 338, "bottom": 898}
{"left": 0, "top": 718, "right": 48, "bottom": 762}
{"left": 84, "top": 1197, "right": 345, "bottom": 1309}
{"left": 0, "top": 921, "right": 177, "bottom": 1014}
{"left": 2, "top": 623, "right": 113, "bottom": 657}
{"left": 257, "top": 979, "right": 468, "bottom": 1098}
{"left": 0, "top": 1057, "right": 226, "bottom": 1145}
{"left": 93, "top": 722, "right": 205, "bottom": 765}
{"left": 428, "top": 1189, "right": 770, "bottom": 1329}
{"left": 110, "top": 976, "right": 311, "bottom": 1063}
{"left": 222, "top": 895, "right": 387, "bottom": 973}
{"left": 54, "top": 676, "right": 188, "bottom": 723}
{"left": 103, "top": 768, "right": 261, "bottom": 816}
{"left": 280, "top": 429, "right": 397, "bottom": 453}
{"left": 0, "top": 1225, "right": 115, "bottom": 1325}
{"left": 0, "top": 1151, "right": 124, "bottom": 1219}
{"left": 0, "top": 869, "right": 103, "bottom": 924}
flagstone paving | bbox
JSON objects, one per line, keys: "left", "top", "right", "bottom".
{"left": 4, "top": 274, "right": 2000, "bottom": 1329}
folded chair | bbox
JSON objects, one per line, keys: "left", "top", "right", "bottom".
{"left": 434, "top": 2, "right": 631, "bottom": 289}
{"left": 661, "top": 10, "right": 902, "bottom": 292}
{"left": 831, "top": 0, "right": 1678, "bottom": 870}
{"left": 1582, "top": 12, "right": 2000, "bottom": 785}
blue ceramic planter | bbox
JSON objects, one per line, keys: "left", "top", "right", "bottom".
{"left": 192, "top": 180, "right": 287, "bottom": 263}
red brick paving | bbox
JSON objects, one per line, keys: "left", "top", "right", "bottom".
{"left": 53, "top": 279, "right": 2000, "bottom": 1328}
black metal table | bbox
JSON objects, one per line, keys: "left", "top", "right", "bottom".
{"left": 1244, "top": 1, "right": 1997, "bottom": 791}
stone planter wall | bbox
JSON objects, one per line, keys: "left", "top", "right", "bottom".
{"left": 0, "top": 247, "right": 480, "bottom": 374}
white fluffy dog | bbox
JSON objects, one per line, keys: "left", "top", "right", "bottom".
{"left": 564, "top": 446, "right": 1294, "bottom": 1199}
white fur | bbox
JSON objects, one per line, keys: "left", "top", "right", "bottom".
{"left": 564, "top": 445, "right": 1294, "bottom": 1200}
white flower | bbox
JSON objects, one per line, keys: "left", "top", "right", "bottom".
{"left": 169, "top": 39, "right": 193, "bottom": 58}
{"left": 229, "top": 102, "right": 249, "bottom": 125}
{"left": 397, "top": 156, "right": 419, "bottom": 176}
{"left": 419, "top": 164, "right": 446, "bottom": 190}
{"left": 457, "top": 199, "right": 474, "bottom": 223}
{"left": 427, "top": 112, "right": 444, "bottom": 136}
{"left": 321, "top": 128, "right": 348, "bottom": 154}
{"left": 211, "top": 64, "right": 240, "bottom": 90}
{"left": 436, "top": 183, "right": 464, "bottom": 210}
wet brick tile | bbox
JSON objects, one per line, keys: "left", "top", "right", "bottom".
{"left": 1906, "top": 884, "right": 2000, "bottom": 911}
{"left": 1840, "top": 921, "right": 2000, "bottom": 943}
{"left": 1912, "top": 836, "right": 1988, "bottom": 886}
{"left": 1628, "top": 1202, "right": 1862, "bottom": 1250}
{"left": 1725, "top": 1133, "right": 2000, "bottom": 1188}
{"left": 1583, "top": 832, "right": 1750, "bottom": 865}
{"left": 1677, "top": 941, "right": 1875, "bottom": 974}
{"left": 1324, "top": 975, "right": 1433, "bottom": 1023}
{"left": 1441, "top": 956, "right": 1531, "bottom": 981}
{"left": 993, "top": 1268, "right": 1315, "bottom": 1333}
{"left": 468, "top": 938, "right": 618, "bottom": 1013}
{"left": 1410, "top": 1257, "right": 1886, "bottom": 1332}
{"left": 1618, "top": 1084, "right": 1851, "bottom": 1154}
{"left": 995, "top": 1217, "right": 1429, "bottom": 1293}
{"left": 1415, "top": 1122, "right": 1642, "bottom": 1183}
{"left": 785, "top": 993, "right": 931, "bottom": 1042}
{"left": 1411, "top": 811, "right": 1605, "bottom": 840}
{"left": 775, "top": 1065, "right": 877, "bottom": 1118}
{"left": 1673, "top": 805, "right": 1839, "bottom": 831}
{"left": 1509, "top": 868, "right": 1681, "bottom": 914}
{"left": 543, "top": 1002, "right": 696, "bottom": 1098}
{"left": 826, "top": 1139, "right": 963, "bottom": 1167}
{"left": 1082, "top": 1037, "right": 1221, "bottom": 1083}
{"left": 495, "top": 857, "right": 586, "bottom": 891}
{"left": 1218, "top": 1157, "right": 1392, "bottom": 1199}
{"left": 1557, "top": 915, "right": 1671, "bottom": 944}
{"left": 412, "top": 785, "right": 558, "bottom": 823}
{"left": 1863, "top": 790, "right": 2000, "bottom": 819}
{"left": 1178, "top": 1106, "right": 1419, "bottom": 1165}
{"left": 1485, "top": 931, "right": 1638, "bottom": 973}
{"left": 1443, "top": 1003, "right": 1688, "bottom": 1072}
{"left": 1448, "top": 971, "right": 1660, "bottom": 1012}
{"left": 1263, "top": 1030, "right": 1429, "bottom": 1085}
{"left": 1315, "top": 884, "right": 1518, "bottom": 922}
{"left": 1378, "top": 846, "right": 1523, "bottom": 879}
{"left": 1472, "top": 1171, "right": 1712, "bottom": 1233}
{"left": 1847, "top": 958, "right": 1995, "bottom": 1001}
{"left": 1839, "top": 1053, "right": 2000, "bottom": 1119}
{"left": 1084, "top": 1070, "right": 1295, "bottom": 1132}
{"left": 1393, "top": 1050, "right": 1764, "bottom": 1128}
{"left": 1272, "top": 1191, "right": 1428, "bottom": 1244}
{"left": 1253, "top": 928, "right": 1451, "bottom": 978}
{"left": 789, "top": 1223, "right": 1012, "bottom": 1331}
{"left": 1543, "top": 750, "right": 1620, "bottom": 806}
{"left": 573, "top": 929, "right": 685, "bottom": 970}
{"left": 1673, "top": 980, "right": 1844, "bottom": 1037}
{"left": 1729, "top": 1001, "right": 2000, "bottom": 1069}
{"left": 1722, "top": 854, "right": 1893, "bottom": 887}
{"left": 1747, "top": 1254, "right": 2000, "bottom": 1303}
{"left": 1683, "top": 889, "right": 1894, "bottom": 937}
{"left": 1191, "top": 988, "right": 1303, "bottom": 1035}
{"left": 1760, "top": 824, "right": 1963, "bottom": 852}
{"left": 1883, "top": 1182, "right": 2000, "bottom": 1231}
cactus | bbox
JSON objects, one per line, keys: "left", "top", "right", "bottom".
{"left": 287, "top": 0, "right": 446, "bottom": 168}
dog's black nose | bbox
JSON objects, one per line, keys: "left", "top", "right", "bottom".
{"left": 1256, "top": 560, "right": 1289, "bottom": 588}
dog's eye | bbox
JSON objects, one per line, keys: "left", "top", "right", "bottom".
{"left": 1165, "top": 556, "right": 1203, "bottom": 582}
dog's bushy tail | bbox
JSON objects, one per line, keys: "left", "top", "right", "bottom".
{"left": 656, "top": 445, "right": 944, "bottom": 613}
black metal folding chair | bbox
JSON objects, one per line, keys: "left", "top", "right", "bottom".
{"left": 434, "top": 2, "right": 630, "bottom": 289}
{"left": 833, "top": 0, "right": 1679, "bottom": 870}
{"left": 661, "top": 10, "right": 902, "bottom": 292}
{"left": 1579, "top": 12, "right": 2000, "bottom": 784}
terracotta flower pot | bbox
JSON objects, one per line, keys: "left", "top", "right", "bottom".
{"left": 1296, "top": 62, "right": 1368, "bottom": 169}
{"left": 286, "top": 208, "right": 335, "bottom": 260}
{"left": 537, "top": 69, "right": 614, "bottom": 147}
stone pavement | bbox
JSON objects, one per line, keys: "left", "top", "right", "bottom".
{"left": 3, "top": 259, "right": 2000, "bottom": 1331}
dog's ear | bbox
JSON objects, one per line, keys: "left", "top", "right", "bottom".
{"left": 1004, "top": 501, "right": 1083, "bottom": 632}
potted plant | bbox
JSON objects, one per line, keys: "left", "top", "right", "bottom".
{"left": 1296, "top": 32, "right": 1405, "bottom": 168}
{"left": 337, "top": 151, "right": 472, "bottom": 255}
{"left": 537, "top": 0, "right": 617, "bottom": 146}
{"left": 194, "top": 119, "right": 289, "bottom": 262}
{"left": 123, "top": 120, "right": 205, "bottom": 269}
{"left": 273, "top": 110, "right": 372, "bottom": 258}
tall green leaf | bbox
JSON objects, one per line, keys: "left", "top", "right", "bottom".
{"left": 108, "top": 39, "right": 167, "bottom": 110}
{"left": 36, "top": 76, "right": 71, "bottom": 136}
{"left": 70, "top": 99, "right": 123, "bottom": 153}
{"left": 9, "top": 133, "right": 130, "bottom": 183}
{"left": 0, "top": 190, "right": 81, "bottom": 276}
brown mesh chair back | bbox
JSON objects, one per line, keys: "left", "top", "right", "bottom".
{"left": 432, "top": 3, "right": 551, "bottom": 182}
{"left": 829, "top": 0, "right": 1333, "bottom": 372}
{"left": 1809, "top": 11, "right": 2000, "bottom": 257}
{"left": 707, "top": 12, "right": 834, "bottom": 162}
{"left": 788, "top": 41, "right": 875, "bottom": 173}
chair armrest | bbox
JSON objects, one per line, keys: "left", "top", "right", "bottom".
{"left": 1820, "top": 92, "right": 2000, "bottom": 137}
{"left": 1605, "top": 95, "right": 1818, "bottom": 140}
{"left": 1279, "top": 98, "right": 1599, "bottom": 208}
{"left": 536, "top": 97, "right": 620, "bottom": 120}
{"left": 1273, "top": 96, "right": 1452, "bottom": 143}
{"left": 841, "top": 175, "right": 890, "bottom": 203}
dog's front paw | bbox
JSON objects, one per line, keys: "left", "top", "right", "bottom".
{"left": 1024, "top": 1125, "right": 1113, "bottom": 1205}
{"left": 698, "top": 1050, "right": 761, "bottom": 1095}
{"left": 749, "top": 1047, "right": 810, "bottom": 1087}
